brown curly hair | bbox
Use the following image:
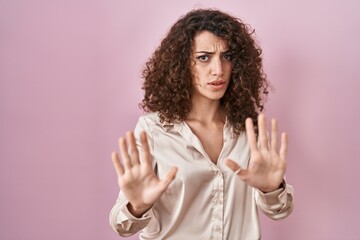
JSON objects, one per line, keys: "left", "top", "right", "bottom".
{"left": 140, "top": 9, "right": 269, "bottom": 134}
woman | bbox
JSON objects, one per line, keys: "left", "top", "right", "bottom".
{"left": 109, "top": 9, "right": 294, "bottom": 240}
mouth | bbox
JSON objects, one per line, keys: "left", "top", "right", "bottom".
{"left": 208, "top": 80, "right": 227, "bottom": 89}
{"left": 208, "top": 80, "right": 226, "bottom": 85}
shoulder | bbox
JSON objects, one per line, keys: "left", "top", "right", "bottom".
{"left": 137, "top": 112, "right": 160, "bottom": 126}
{"left": 135, "top": 112, "right": 162, "bottom": 133}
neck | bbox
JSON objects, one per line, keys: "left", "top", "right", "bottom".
{"left": 187, "top": 97, "right": 225, "bottom": 124}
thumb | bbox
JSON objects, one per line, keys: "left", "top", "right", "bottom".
{"left": 159, "top": 166, "right": 178, "bottom": 190}
{"left": 225, "top": 158, "right": 241, "bottom": 172}
{"left": 225, "top": 158, "right": 249, "bottom": 180}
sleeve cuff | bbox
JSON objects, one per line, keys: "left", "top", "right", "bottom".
{"left": 116, "top": 202, "right": 153, "bottom": 232}
{"left": 256, "top": 180, "right": 287, "bottom": 206}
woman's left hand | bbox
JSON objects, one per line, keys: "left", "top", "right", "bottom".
{"left": 225, "top": 113, "right": 288, "bottom": 192}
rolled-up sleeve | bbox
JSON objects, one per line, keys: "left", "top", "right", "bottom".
{"left": 255, "top": 180, "right": 294, "bottom": 220}
{"left": 109, "top": 192, "right": 155, "bottom": 237}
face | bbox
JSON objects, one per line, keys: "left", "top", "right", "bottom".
{"left": 191, "top": 31, "right": 232, "bottom": 102}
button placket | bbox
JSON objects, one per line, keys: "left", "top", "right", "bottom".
{"left": 211, "top": 166, "right": 224, "bottom": 239}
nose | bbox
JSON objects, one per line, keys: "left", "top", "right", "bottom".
{"left": 211, "top": 57, "right": 223, "bottom": 76}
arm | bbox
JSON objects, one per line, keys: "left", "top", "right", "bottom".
{"left": 109, "top": 117, "right": 177, "bottom": 236}
{"left": 226, "top": 114, "right": 294, "bottom": 219}
{"left": 109, "top": 190, "right": 154, "bottom": 237}
{"left": 255, "top": 179, "right": 294, "bottom": 220}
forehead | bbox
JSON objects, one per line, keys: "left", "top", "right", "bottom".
{"left": 193, "top": 31, "right": 229, "bottom": 51}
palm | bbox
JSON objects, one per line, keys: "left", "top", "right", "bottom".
{"left": 112, "top": 131, "right": 177, "bottom": 215}
{"left": 118, "top": 160, "right": 172, "bottom": 207}
{"left": 225, "top": 114, "right": 288, "bottom": 192}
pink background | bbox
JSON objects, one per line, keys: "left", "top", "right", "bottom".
{"left": 1, "top": 1, "right": 359, "bottom": 240}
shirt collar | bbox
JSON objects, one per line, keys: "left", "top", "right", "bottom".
{"left": 160, "top": 120, "right": 182, "bottom": 132}
{"left": 160, "top": 116, "right": 236, "bottom": 139}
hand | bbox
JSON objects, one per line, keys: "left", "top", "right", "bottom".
{"left": 112, "top": 131, "right": 177, "bottom": 217}
{"left": 225, "top": 114, "right": 288, "bottom": 192}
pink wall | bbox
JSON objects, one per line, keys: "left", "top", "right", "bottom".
{"left": 1, "top": 1, "right": 359, "bottom": 240}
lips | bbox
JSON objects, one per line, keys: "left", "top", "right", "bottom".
{"left": 207, "top": 79, "right": 227, "bottom": 90}
{"left": 208, "top": 80, "right": 226, "bottom": 85}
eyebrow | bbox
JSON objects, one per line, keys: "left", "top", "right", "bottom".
{"left": 194, "top": 50, "right": 231, "bottom": 54}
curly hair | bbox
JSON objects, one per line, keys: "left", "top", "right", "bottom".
{"left": 140, "top": 9, "right": 269, "bottom": 134}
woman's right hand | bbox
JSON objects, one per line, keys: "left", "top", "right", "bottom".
{"left": 112, "top": 131, "right": 177, "bottom": 217}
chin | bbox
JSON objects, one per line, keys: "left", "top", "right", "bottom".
{"left": 208, "top": 92, "right": 226, "bottom": 100}
{"left": 193, "top": 88, "right": 227, "bottom": 101}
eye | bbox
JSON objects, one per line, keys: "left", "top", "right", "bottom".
{"left": 196, "top": 55, "right": 210, "bottom": 62}
{"left": 222, "top": 53, "right": 232, "bottom": 61}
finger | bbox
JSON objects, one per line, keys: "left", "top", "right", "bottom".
{"left": 271, "top": 118, "right": 278, "bottom": 152}
{"left": 245, "top": 118, "right": 258, "bottom": 152}
{"left": 279, "top": 132, "right": 288, "bottom": 160}
{"left": 111, "top": 152, "right": 124, "bottom": 176}
{"left": 140, "top": 131, "right": 152, "bottom": 165}
{"left": 225, "top": 158, "right": 241, "bottom": 172}
{"left": 159, "top": 166, "right": 178, "bottom": 189}
{"left": 225, "top": 159, "right": 249, "bottom": 179}
{"left": 258, "top": 113, "right": 269, "bottom": 150}
{"left": 127, "top": 132, "right": 140, "bottom": 165}
{"left": 119, "top": 136, "right": 132, "bottom": 170}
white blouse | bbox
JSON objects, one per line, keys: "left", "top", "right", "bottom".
{"left": 109, "top": 112, "right": 294, "bottom": 240}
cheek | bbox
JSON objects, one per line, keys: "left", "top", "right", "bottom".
{"left": 225, "top": 63, "right": 232, "bottom": 71}
{"left": 192, "top": 66, "right": 204, "bottom": 83}
{"left": 196, "top": 66, "right": 210, "bottom": 78}
{"left": 192, "top": 73, "right": 199, "bottom": 85}
{"left": 225, "top": 65, "right": 232, "bottom": 78}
